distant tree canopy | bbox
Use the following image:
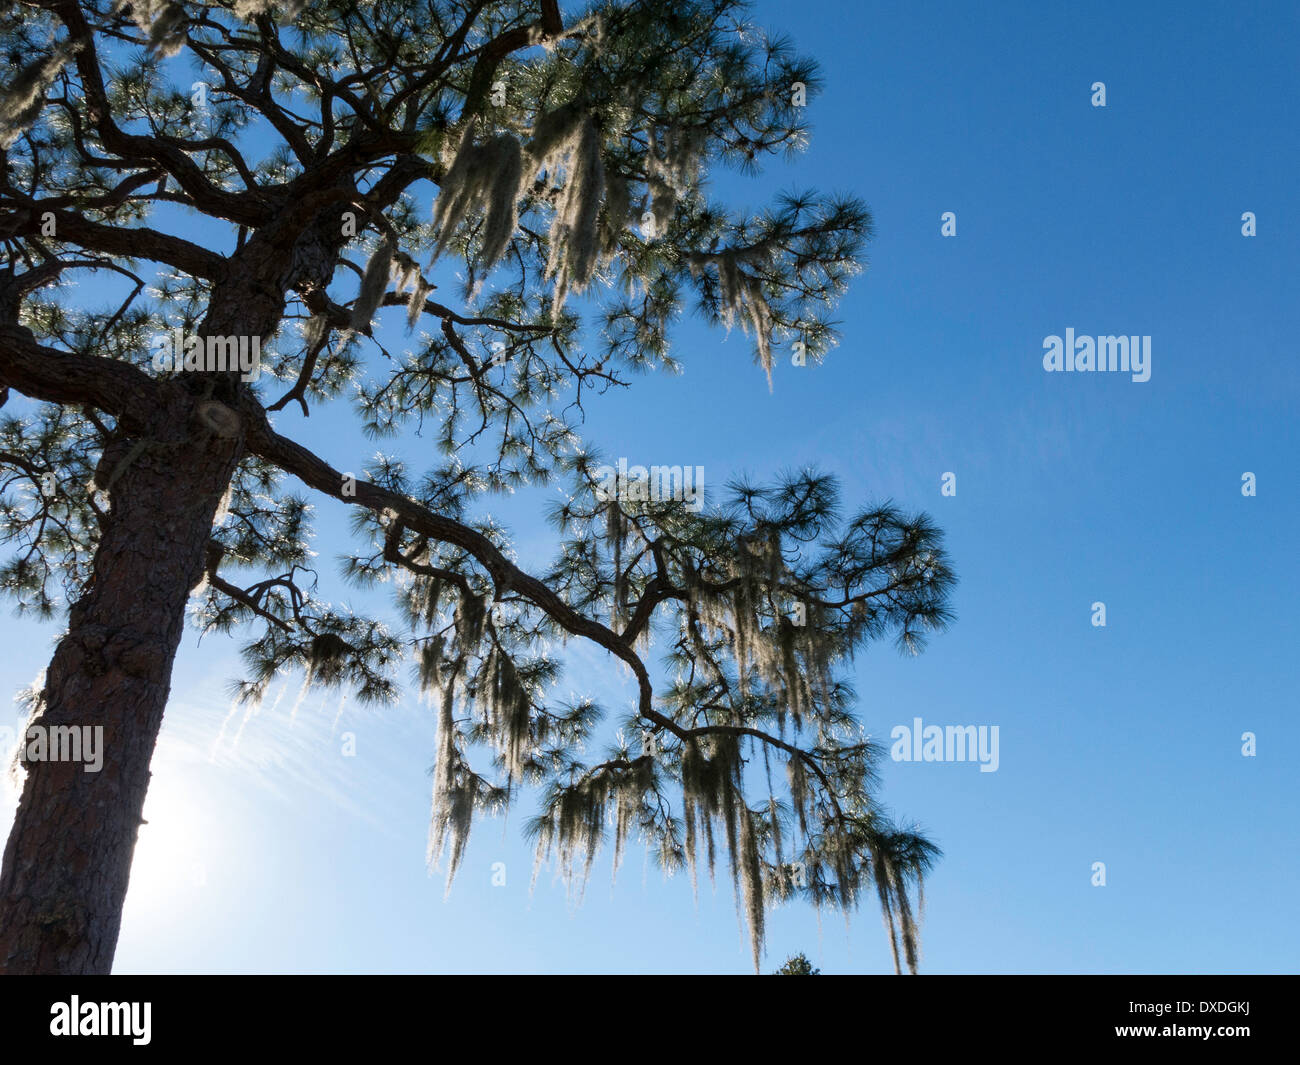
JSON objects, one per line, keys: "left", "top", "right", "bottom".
{"left": 774, "top": 952, "right": 820, "bottom": 975}
{"left": 0, "top": 0, "right": 952, "bottom": 974}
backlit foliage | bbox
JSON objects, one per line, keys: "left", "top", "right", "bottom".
{"left": 0, "top": 0, "right": 951, "bottom": 971}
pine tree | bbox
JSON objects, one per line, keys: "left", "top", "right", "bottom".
{"left": 774, "top": 952, "right": 820, "bottom": 975}
{"left": 0, "top": 0, "right": 953, "bottom": 974}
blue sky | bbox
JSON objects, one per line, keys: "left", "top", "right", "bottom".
{"left": 2, "top": 0, "right": 1297, "bottom": 973}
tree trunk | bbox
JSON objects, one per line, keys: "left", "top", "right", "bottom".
{"left": 0, "top": 386, "right": 241, "bottom": 973}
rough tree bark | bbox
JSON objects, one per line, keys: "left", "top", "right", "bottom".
{"left": 0, "top": 409, "right": 239, "bottom": 973}
{"left": 0, "top": 197, "right": 342, "bottom": 971}
{"left": 0, "top": 253, "right": 305, "bottom": 971}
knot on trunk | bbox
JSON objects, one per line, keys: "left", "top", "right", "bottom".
{"left": 195, "top": 400, "right": 241, "bottom": 438}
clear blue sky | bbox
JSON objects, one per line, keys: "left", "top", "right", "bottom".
{"left": 2, "top": 0, "right": 1297, "bottom": 973}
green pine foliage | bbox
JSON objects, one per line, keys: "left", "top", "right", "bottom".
{"left": 0, "top": 0, "right": 953, "bottom": 972}
{"left": 774, "top": 952, "right": 819, "bottom": 975}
